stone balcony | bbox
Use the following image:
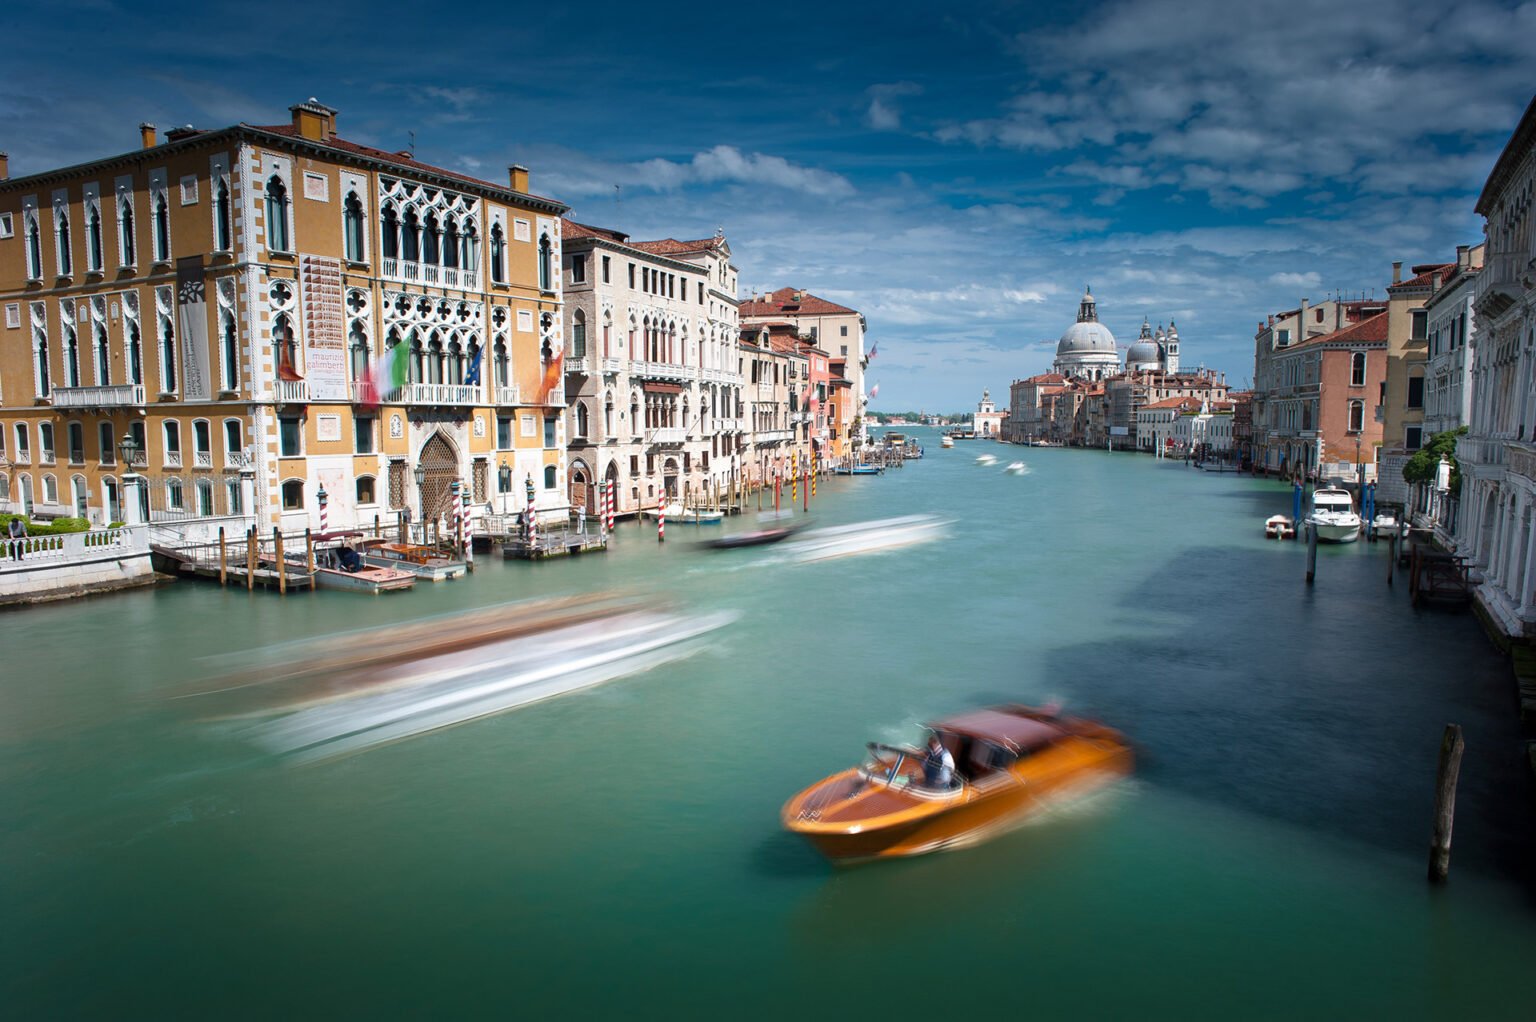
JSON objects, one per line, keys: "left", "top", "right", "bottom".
{"left": 632, "top": 361, "right": 693, "bottom": 383}
{"left": 495, "top": 385, "right": 522, "bottom": 406}
{"left": 600, "top": 357, "right": 623, "bottom": 375}
{"left": 399, "top": 383, "right": 480, "bottom": 406}
{"left": 381, "top": 257, "right": 474, "bottom": 290}
{"left": 52, "top": 384, "right": 146, "bottom": 408}
{"left": 565, "top": 355, "right": 592, "bottom": 375}
{"left": 274, "top": 379, "right": 310, "bottom": 404}
{"left": 649, "top": 427, "right": 687, "bottom": 445}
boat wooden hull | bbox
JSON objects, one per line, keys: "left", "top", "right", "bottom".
{"left": 312, "top": 566, "right": 417, "bottom": 592}
{"left": 359, "top": 553, "right": 466, "bottom": 581}
{"left": 783, "top": 728, "right": 1131, "bottom": 863}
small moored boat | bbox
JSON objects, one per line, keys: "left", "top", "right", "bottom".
{"left": 1307, "top": 486, "right": 1362, "bottom": 543}
{"left": 358, "top": 540, "right": 467, "bottom": 581}
{"left": 302, "top": 532, "right": 417, "bottom": 593}
{"left": 1264, "top": 514, "right": 1296, "bottom": 540}
{"left": 782, "top": 704, "right": 1132, "bottom": 863}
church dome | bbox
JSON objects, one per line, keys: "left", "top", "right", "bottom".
{"left": 1057, "top": 320, "right": 1118, "bottom": 355}
{"left": 1125, "top": 317, "right": 1159, "bottom": 368}
{"left": 1056, "top": 286, "right": 1116, "bottom": 356}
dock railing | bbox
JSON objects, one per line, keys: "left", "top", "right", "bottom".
{"left": 3, "top": 525, "right": 148, "bottom": 566}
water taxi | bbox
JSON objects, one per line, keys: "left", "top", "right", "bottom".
{"left": 358, "top": 540, "right": 468, "bottom": 581}
{"left": 782, "top": 704, "right": 1132, "bottom": 863}
{"left": 1004, "top": 461, "right": 1027, "bottom": 475}
{"left": 975, "top": 453, "right": 998, "bottom": 466}
{"left": 293, "top": 532, "right": 417, "bottom": 593}
{"left": 1307, "top": 486, "right": 1362, "bottom": 543}
{"left": 941, "top": 436, "right": 955, "bottom": 449}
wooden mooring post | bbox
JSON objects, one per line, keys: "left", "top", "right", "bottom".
{"left": 305, "top": 528, "right": 315, "bottom": 574}
{"left": 218, "top": 528, "right": 228, "bottom": 586}
{"left": 1305, "top": 522, "right": 1318, "bottom": 584}
{"left": 274, "top": 528, "right": 287, "bottom": 595}
{"left": 1428, "top": 723, "right": 1465, "bottom": 884}
{"left": 246, "top": 526, "right": 256, "bottom": 591}
{"left": 1387, "top": 529, "right": 1397, "bottom": 585}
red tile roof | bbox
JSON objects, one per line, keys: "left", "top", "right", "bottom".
{"left": 1143, "top": 396, "right": 1203, "bottom": 411}
{"left": 740, "top": 287, "right": 857, "bottom": 317}
{"left": 250, "top": 124, "right": 565, "bottom": 206}
{"left": 562, "top": 219, "right": 629, "bottom": 243}
{"left": 630, "top": 237, "right": 720, "bottom": 256}
{"left": 1290, "top": 311, "right": 1388, "bottom": 350}
{"left": 1389, "top": 263, "right": 1455, "bottom": 291}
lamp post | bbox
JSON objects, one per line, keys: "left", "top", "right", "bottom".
{"left": 498, "top": 462, "right": 512, "bottom": 517}
{"left": 118, "top": 433, "right": 143, "bottom": 527}
{"left": 414, "top": 464, "right": 427, "bottom": 544}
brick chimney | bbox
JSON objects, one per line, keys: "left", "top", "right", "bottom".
{"left": 1392, "top": 261, "right": 1402, "bottom": 285}
{"left": 289, "top": 98, "right": 337, "bottom": 141}
{"left": 1456, "top": 244, "right": 1469, "bottom": 269}
{"left": 0, "top": 152, "right": 8, "bottom": 181}
{"left": 508, "top": 165, "right": 529, "bottom": 192}
{"left": 1298, "top": 297, "right": 1308, "bottom": 338}
{"left": 139, "top": 122, "right": 157, "bottom": 149}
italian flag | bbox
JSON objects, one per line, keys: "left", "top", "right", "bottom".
{"left": 360, "top": 342, "right": 410, "bottom": 406}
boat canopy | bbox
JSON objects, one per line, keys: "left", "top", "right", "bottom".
{"left": 928, "top": 708, "right": 1065, "bottom": 754}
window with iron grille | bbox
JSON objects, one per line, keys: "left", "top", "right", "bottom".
{"left": 389, "top": 461, "right": 406, "bottom": 509}
{"left": 473, "top": 459, "right": 487, "bottom": 502}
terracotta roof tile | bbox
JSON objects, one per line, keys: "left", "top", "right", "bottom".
{"left": 630, "top": 237, "right": 719, "bottom": 255}
{"left": 561, "top": 219, "right": 629, "bottom": 243}
{"left": 740, "top": 287, "right": 858, "bottom": 317}
{"left": 1389, "top": 263, "right": 1455, "bottom": 291}
{"left": 1290, "top": 311, "right": 1388, "bottom": 350}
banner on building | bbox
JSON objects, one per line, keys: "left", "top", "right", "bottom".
{"left": 176, "top": 256, "right": 213, "bottom": 401}
{"left": 299, "top": 254, "right": 348, "bottom": 401}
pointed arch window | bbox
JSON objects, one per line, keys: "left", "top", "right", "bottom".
{"left": 402, "top": 208, "right": 420, "bottom": 262}
{"left": 349, "top": 320, "right": 370, "bottom": 384}
{"left": 340, "top": 192, "right": 363, "bottom": 262}
{"left": 1350, "top": 352, "right": 1366, "bottom": 387}
{"left": 152, "top": 192, "right": 171, "bottom": 261}
{"left": 426, "top": 333, "right": 445, "bottom": 385}
{"left": 86, "top": 204, "right": 103, "bottom": 272}
{"left": 221, "top": 311, "right": 239, "bottom": 391}
{"left": 447, "top": 338, "right": 464, "bottom": 385}
{"left": 118, "top": 200, "right": 135, "bottom": 267}
{"left": 489, "top": 223, "right": 505, "bottom": 284}
{"left": 574, "top": 402, "right": 590, "bottom": 438}
{"left": 215, "top": 178, "right": 233, "bottom": 251}
{"left": 126, "top": 318, "right": 143, "bottom": 386}
{"left": 538, "top": 233, "right": 553, "bottom": 291}
{"left": 264, "top": 176, "right": 289, "bottom": 253}
{"left": 380, "top": 202, "right": 399, "bottom": 260}
{"left": 462, "top": 222, "right": 479, "bottom": 275}
{"left": 571, "top": 310, "right": 587, "bottom": 358}
{"left": 423, "top": 212, "right": 441, "bottom": 265}
{"left": 158, "top": 309, "right": 178, "bottom": 393}
{"left": 493, "top": 339, "right": 509, "bottom": 390}
{"left": 443, "top": 215, "right": 460, "bottom": 269}
{"left": 25, "top": 212, "right": 43, "bottom": 280}
{"left": 56, "top": 208, "right": 73, "bottom": 277}
{"left": 94, "top": 322, "right": 110, "bottom": 386}
{"left": 273, "top": 313, "right": 297, "bottom": 379}
{"left": 63, "top": 318, "right": 81, "bottom": 388}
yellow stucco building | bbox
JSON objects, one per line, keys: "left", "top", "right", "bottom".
{"left": 0, "top": 100, "right": 568, "bottom": 533}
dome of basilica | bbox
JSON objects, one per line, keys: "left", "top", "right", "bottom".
{"left": 1057, "top": 319, "right": 1118, "bottom": 356}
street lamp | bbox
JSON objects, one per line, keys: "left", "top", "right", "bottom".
{"left": 414, "top": 464, "right": 427, "bottom": 543}
{"left": 118, "top": 433, "right": 140, "bottom": 472}
{"left": 498, "top": 462, "right": 512, "bottom": 516}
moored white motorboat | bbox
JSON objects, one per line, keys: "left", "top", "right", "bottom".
{"left": 1371, "top": 512, "right": 1400, "bottom": 537}
{"left": 1306, "top": 487, "right": 1361, "bottom": 543}
{"left": 1264, "top": 514, "right": 1296, "bottom": 540}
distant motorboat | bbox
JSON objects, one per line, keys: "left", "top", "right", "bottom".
{"left": 975, "top": 454, "right": 998, "bottom": 466}
{"left": 941, "top": 436, "right": 955, "bottom": 449}
{"left": 1307, "top": 487, "right": 1361, "bottom": 543}
{"left": 1004, "top": 461, "right": 1026, "bottom": 475}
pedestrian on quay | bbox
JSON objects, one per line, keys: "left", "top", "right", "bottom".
{"left": 8, "top": 515, "right": 29, "bottom": 560}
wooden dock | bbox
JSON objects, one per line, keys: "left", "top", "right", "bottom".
{"left": 151, "top": 527, "right": 320, "bottom": 592}
{"left": 502, "top": 529, "right": 608, "bottom": 560}
{"left": 1408, "top": 543, "right": 1472, "bottom": 608}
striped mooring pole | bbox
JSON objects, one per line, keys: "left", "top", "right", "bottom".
{"left": 450, "top": 480, "right": 463, "bottom": 552}
{"left": 811, "top": 452, "right": 818, "bottom": 498}
{"left": 598, "top": 481, "right": 609, "bottom": 541}
{"left": 317, "top": 485, "right": 329, "bottom": 535}
{"left": 525, "top": 475, "right": 537, "bottom": 554}
{"left": 606, "top": 480, "right": 616, "bottom": 533}
{"left": 657, "top": 499, "right": 666, "bottom": 543}
{"left": 791, "top": 452, "right": 799, "bottom": 504}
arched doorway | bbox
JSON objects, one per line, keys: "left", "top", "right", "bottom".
{"left": 417, "top": 431, "right": 461, "bottom": 529}
{"left": 569, "top": 459, "right": 591, "bottom": 514}
{"left": 604, "top": 461, "right": 620, "bottom": 515}
{"left": 662, "top": 457, "right": 680, "bottom": 500}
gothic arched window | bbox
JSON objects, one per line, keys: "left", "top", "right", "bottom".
{"left": 264, "top": 176, "right": 289, "bottom": 252}
{"left": 215, "top": 178, "right": 233, "bottom": 251}
{"left": 490, "top": 223, "right": 505, "bottom": 284}
{"left": 344, "top": 192, "right": 365, "bottom": 262}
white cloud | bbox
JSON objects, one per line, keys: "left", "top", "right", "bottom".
{"left": 541, "top": 145, "right": 855, "bottom": 200}
{"left": 1269, "top": 271, "right": 1323, "bottom": 290}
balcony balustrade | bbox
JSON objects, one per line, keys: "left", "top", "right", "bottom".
{"left": 755, "top": 429, "right": 793, "bottom": 443}
{"left": 495, "top": 385, "right": 522, "bottom": 406}
{"left": 274, "top": 379, "right": 310, "bottom": 404}
{"left": 649, "top": 427, "right": 687, "bottom": 445}
{"left": 632, "top": 361, "right": 692, "bottom": 383}
{"left": 225, "top": 450, "right": 254, "bottom": 469}
{"left": 165, "top": 451, "right": 183, "bottom": 469}
{"left": 399, "top": 383, "right": 480, "bottom": 406}
{"left": 194, "top": 451, "right": 214, "bottom": 469}
{"left": 1505, "top": 441, "right": 1536, "bottom": 482}
{"left": 381, "top": 257, "right": 473, "bottom": 290}
{"left": 566, "top": 356, "right": 592, "bottom": 375}
{"left": 52, "top": 384, "right": 146, "bottom": 408}
{"left": 600, "top": 357, "right": 623, "bottom": 375}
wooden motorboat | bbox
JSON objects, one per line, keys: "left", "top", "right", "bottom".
{"left": 358, "top": 539, "right": 467, "bottom": 580}
{"left": 940, "top": 436, "right": 955, "bottom": 449}
{"left": 782, "top": 704, "right": 1132, "bottom": 863}
{"left": 301, "top": 532, "right": 416, "bottom": 593}
{"left": 1264, "top": 514, "right": 1296, "bottom": 540}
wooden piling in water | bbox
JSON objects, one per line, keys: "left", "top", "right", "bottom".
{"left": 1305, "top": 522, "right": 1317, "bottom": 584}
{"left": 246, "top": 527, "right": 256, "bottom": 591}
{"left": 305, "top": 528, "right": 315, "bottom": 574}
{"left": 274, "top": 528, "right": 287, "bottom": 595}
{"left": 1428, "top": 723, "right": 1465, "bottom": 883}
{"left": 374, "top": 514, "right": 381, "bottom": 538}
{"left": 1387, "top": 531, "right": 1397, "bottom": 585}
{"left": 218, "top": 528, "right": 227, "bottom": 586}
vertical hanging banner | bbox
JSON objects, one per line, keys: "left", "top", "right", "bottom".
{"left": 299, "top": 254, "right": 348, "bottom": 401}
{"left": 176, "top": 256, "right": 212, "bottom": 401}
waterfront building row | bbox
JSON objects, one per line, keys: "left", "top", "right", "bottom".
{"left": 0, "top": 101, "right": 873, "bottom": 532}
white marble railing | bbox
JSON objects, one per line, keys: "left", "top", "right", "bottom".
{"left": 274, "top": 379, "right": 310, "bottom": 403}
{"left": 650, "top": 427, "right": 687, "bottom": 445}
{"left": 400, "top": 383, "right": 480, "bottom": 406}
{"left": 755, "top": 429, "right": 793, "bottom": 443}
{"left": 495, "top": 385, "right": 522, "bottom": 406}
{"left": 225, "top": 450, "right": 254, "bottom": 469}
{"left": 566, "top": 356, "right": 592, "bottom": 375}
{"left": 52, "top": 384, "right": 146, "bottom": 408}
{"left": 1506, "top": 441, "right": 1536, "bottom": 482}
{"left": 194, "top": 451, "right": 214, "bottom": 469}
{"left": 164, "top": 451, "right": 182, "bottom": 468}
{"left": 634, "top": 361, "right": 692, "bottom": 383}
{"left": 600, "top": 357, "right": 623, "bottom": 375}
{"left": 3, "top": 525, "right": 147, "bottom": 566}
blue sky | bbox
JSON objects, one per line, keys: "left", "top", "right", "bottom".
{"left": 7, "top": 0, "right": 1534, "bottom": 411}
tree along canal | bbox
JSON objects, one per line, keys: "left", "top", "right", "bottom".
{"left": 3, "top": 427, "right": 1534, "bottom": 1018}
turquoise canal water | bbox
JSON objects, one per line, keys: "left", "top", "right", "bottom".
{"left": 4, "top": 428, "right": 1536, "bottom": 1018}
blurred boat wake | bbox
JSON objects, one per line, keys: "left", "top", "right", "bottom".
{"left": 179, "top": 596, "right": 735, "bottom": 764}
